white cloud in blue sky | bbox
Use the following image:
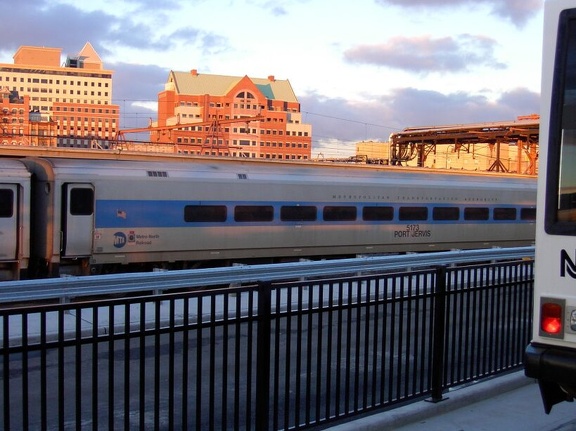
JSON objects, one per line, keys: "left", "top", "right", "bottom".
{"left": 344, "top": 34, "right": 506, "bottom": 73}
{"left": 0, "top": 0, "right": 543, "bottom": 157}
{"left": 374, "top": 0, "right": 542, "bottom": 27}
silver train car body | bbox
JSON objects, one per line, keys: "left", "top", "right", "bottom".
{"left": 0, "top": 156, "right": 536, "bottom": 279}
{"left": 0, "top": 158, "right": 31, "bottom": 280}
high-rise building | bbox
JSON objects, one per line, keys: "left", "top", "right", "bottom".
{"left": 0, "top": 43, "right": 119, "bottom": 148}
{"left": 155, "top": 70, "right": 312, "bottom": 159}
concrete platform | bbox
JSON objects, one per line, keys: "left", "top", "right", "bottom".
{"left": 329, "top": 371, "right": 576, "bottom": 431}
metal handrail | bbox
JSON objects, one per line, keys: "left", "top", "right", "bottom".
{"left": 0, "top": 246, "right": 534, "bottom": 303}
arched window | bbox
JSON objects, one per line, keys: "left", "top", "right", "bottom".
{"left": 235, "top": 91, "right": 255, "bottom": 100}
{"left": 234, "top": 91, "right": 258, "bottom": 112}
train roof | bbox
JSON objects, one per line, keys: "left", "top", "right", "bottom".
{"left": 1, "top": 147, "right": 537, "bottom": 182}
{"left": 0, "top": 158, "right": 31, "bottom": 180}
{"left": 18, "top": 155, "right": 536, "bottom": 191}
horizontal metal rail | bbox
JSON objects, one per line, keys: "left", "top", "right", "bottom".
{"left": 0, "top": 246, "right": 534, "bottom": 303}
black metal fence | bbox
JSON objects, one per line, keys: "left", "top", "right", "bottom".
{"left": 0, "top": 259, "right": 534, "bottom": 430}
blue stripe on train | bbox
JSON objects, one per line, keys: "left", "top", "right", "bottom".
{"left": 94, "top": 200, "right": 533, "bottom": 229}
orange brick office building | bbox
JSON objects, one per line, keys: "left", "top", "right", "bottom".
{"left": 0, "top": 43, "right": 120, "bottom": 149}
{"left": 155, "top": 70, "right": 312, "bottom": 159}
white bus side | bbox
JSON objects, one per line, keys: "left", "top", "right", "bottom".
{"left": 525, "top": 0, "right": 576, "bottom": 414}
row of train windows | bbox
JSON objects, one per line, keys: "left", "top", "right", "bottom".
{"left": 184, "top": 204, "right": 537, "bottom": 223}
{"left": 0, "top": 187, "right": 537, "bottom": 223}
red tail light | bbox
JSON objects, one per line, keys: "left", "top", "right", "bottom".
{"left": 541, "top": 302, "right": 563, "bottom": 335}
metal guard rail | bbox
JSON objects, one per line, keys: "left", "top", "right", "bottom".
{"left": 0, "top": 246, "right": 534, "bottom": 303}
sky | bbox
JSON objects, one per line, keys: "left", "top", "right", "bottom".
{"left": 0, "top": 0, "right": 544, "bottom": 158}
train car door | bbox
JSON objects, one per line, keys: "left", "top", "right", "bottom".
{"left": 62, "top": 184, "right": 94, "bottom": 256}
{"left": 0, "top": 185, "right": 18, "bottom": 260}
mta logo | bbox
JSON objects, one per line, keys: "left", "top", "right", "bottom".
{"left": 561, "top": 249, "right": 576, "bottom": 278}
{"left": 114, "top": 232, "right": 127, "bottom": 248}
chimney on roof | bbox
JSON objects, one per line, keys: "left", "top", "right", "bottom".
{"left": 268, "top": 75, "right": 275, "bottom": 82}
{"left": 191, "top": 69, "right": 198, "bottom": 76}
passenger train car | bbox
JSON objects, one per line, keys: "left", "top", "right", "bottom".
{"left": 525, "top": 0, "right": 576, "bottom": 414}
{"left": 0, "top": 158, "right": 31, "bottom": 280}
{"left": 0, "top": 155, "right": 536, "bottom": 280}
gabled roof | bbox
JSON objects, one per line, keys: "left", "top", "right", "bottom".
{"left": 77, "top": 42, "right": 103, "bottom": 70}
{"left": 168, "top": 71, "right": 298, "bottom": 102}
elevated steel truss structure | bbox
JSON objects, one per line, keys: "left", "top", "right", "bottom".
{"left": 389, "top": 115, "right": 539, "bottom": 175}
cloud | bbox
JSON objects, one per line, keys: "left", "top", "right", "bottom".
{"left": 112, "top": 63, "right": 168, "bottom": 103}
{"left": 110, "top": 63, "right": 169, "bottom": 129}
{"left": 300, "top": 86, "right": 539, "bottom": 156}
{"left": 0, "top": 1, "right": 225, "bottom": 61}
{"left": 0, "top": 2, "right": 114, "bottom": 57}
{"left": 496, "top": 87, "right": 541, "bottom": 117}
{"left": 115, "top": 0, "right": 183, "bottom": 8}
{"left": 0, "top": 0, "right": 540, "bottom": 153}
{"left": 374, "top": 0, "right": 543, "bottom": 27}
{"left": 300, "top": 94, "right": 396, "bottom": 142}
{"left": 344, "top": 34, "right": 505, "bottom": 73}
{"left": 262, "top": 2, "right": 289, "bottom": 16}
{"left": 385, "top": 87, "right": 539, "bottom": 126}
{"left": 255, "top": 0, "right": 313, "bottom": 16}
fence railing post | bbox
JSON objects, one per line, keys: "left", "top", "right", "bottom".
{"left": 255, "top": 281, "right": 272, "bottom": 431}
{"left": 428, "top": 265, "right": 448, "bottom": 403}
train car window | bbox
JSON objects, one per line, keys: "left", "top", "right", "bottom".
{"left": 0, "top": 189, "right": 14, "bottom": 218}
{"left": 546, "top": 8, "right": 576, "bottom": 234}
{"left": 69, "top": 188, "right": 94, "bottom": 216}
{"left": 184, "top": 205, "right": 227, "bottom": 222}
{"left": 362, "top": 206, "right": 394, "bottom": 221}
{"left": 234, "top": 205, "right": 274, "bottom": 222}
{"left": 520, "top": 207, "right": 537, "bottom": 221}
{"left": 432, "top": 207, "right": 460, "bottom": 221}
{"left": 494, "top": 207, "right": 517, "bottom": 221}
{"left": 399, "top": 206, "right": 428, "bottom": 221}
{"left": 464, "top": 207, "right": 489, "bottom": 220}
{"left": 280, "top": 205, "right": 317, "bottom": 222}
{"left": 323, "top": 206, "right": 357, "bottom": 221}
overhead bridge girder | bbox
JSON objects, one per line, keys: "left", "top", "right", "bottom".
{"left": 389, "top": 117, "right": 539, "bottom": 173}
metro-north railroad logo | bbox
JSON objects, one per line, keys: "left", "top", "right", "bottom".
{"left": 561, "top": 249, "right": 576, "bottom": 278}
{"left": 114, "top": 232, "right": 127, "bottom": 248}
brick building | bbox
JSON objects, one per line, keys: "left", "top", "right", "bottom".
{"left": 0, "top": 43, "right": 119, "bottom": 148}
{"left": 0, "top": 86, "right": 29, "bottom": 145}
{"left": 155, "top": 70, "right": 312, "bottom": 159}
